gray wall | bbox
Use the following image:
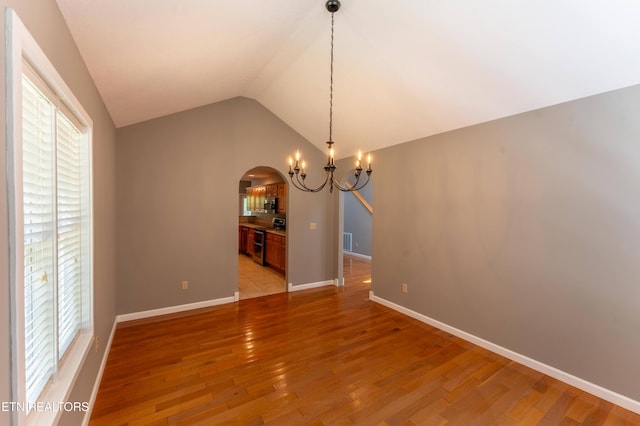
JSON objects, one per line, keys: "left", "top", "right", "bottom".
{"left": 343, "top": 178, "right": 372, "bottom": 256}
{"left": 372, "top": 84, "right": 640, "bottom": 401}
{"left": 4, "top": 1, "right": 639, "bottom": 417}
{"left": 116, "top": 97, "right": 335, "bottom": 315}
{"left": 0, "top": 1, "right": 117, "bottom": 424}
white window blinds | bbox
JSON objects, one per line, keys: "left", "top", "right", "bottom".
{"left": 22, "top": 74, "right": 56, "bottom": 407}
{"left": 56, "top": 111, "right": 83, "bottom": 359}
{"left": 21, "top": 66, "right": 90, "bottom": 407}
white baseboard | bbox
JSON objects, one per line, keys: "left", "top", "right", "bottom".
{"left": 344, "top": 251, "right": 372, "bottom": 260}
{"left": 288, "top": 280, "right": 336, "bottom": 292}
{"left": 82, "top": 319, "right": 117, "bottom": 426}
{"left": 234, "top": 291, "right": 240, "bottom": 302}
{"left": 116, "top": 296, "right": 236, "bottom": 323}
{"left": 369, "top": 291, "right": 640, "bottom": 415}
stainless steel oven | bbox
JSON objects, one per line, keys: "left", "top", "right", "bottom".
{"left": 253, "top": 228, "right": 266, "bottom": 265}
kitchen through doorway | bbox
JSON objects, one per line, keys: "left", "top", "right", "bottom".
{"left": 238, "top": 166, "right": 288, "bottom": 299}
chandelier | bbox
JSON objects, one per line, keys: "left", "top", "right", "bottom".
{"left": 288, "top": 0, "right": 372, "bottom": 193}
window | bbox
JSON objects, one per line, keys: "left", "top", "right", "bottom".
{"left": 7, "top": 10, "right": 93, "bottom": 425}
{"left": 243, "top": 196, "right": 251, "bottom": 216}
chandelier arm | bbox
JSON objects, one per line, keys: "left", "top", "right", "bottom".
{"left": 330, "top": 178, "right": 351, "bottom": 192}
{"left": 289, "top": 170, "right": 331, "bottom": 193}
{"left": 288, "top": 177, "right": 309, "bottom": 192}
{"left": 348, "top": 173, "right": 371, "bottom": 192}
{"left": 330, "top": 174, "right": 359, "bottom": 192}
{"left": 330, "top": 172, "right": 371, "bottom": 192}
{"left": 289, "top": 176, "right": 316, "bottom": 193}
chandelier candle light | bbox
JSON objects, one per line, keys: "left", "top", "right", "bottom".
{"left": 288, "top": 0, "right": 373, "bottom": 193}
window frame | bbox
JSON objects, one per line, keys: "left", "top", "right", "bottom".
{"left": 6, "top": 9, "right": 94, "bottom": 426}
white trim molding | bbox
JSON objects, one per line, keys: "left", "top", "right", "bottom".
{"left": 116, "top": 296, "right": 235, "bottom": 323}
{"left": 82, "top": 320, "right": 117, "bottom": 426}
{"left": 344, "top": 251, "right": 372, "bottom": 260}
{"left": 288, "top": 280, "right": 336, "bottom": 292}
{"left": 6, "top": 9, "right": 95, "bottom": 425}
{"left": 369, "top": 291, "right": 640, "bottom": 415}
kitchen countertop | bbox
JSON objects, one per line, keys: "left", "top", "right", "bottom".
{"left": 266, "top": 229, "right": 286, "bottom": 237}
{"left": 239, "top": 223, "right": 286, "bottom": 236}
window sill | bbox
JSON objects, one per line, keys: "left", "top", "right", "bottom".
{"left": 27, "top": 332, "right": 93, "bottom": 426}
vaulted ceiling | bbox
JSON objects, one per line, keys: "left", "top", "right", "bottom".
{"left": 56, "top": 0, "right": 640, "bottom": 157}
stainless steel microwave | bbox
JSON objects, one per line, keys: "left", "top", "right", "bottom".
{"left": 264, "top": 197, "right": 278, "bottom": 212}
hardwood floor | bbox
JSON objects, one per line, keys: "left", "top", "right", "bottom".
{"left": 90, "top": 256, "right": 640, "bottom": 425}
{"left": 238, "top": 254, "right": 285, "bottom": 300}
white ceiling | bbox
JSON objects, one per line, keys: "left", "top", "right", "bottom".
{"left": 56, "top": 0, "right": 640, "bottom": 158}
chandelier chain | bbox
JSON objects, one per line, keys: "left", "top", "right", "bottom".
{"left": 329, "top": 11, "right": 335, "bottom": 143}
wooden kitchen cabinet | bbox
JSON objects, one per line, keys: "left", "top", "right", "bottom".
{"left": 265, "top": 233, "right": 276, "bottom": 266}
{"left": 246, "top": 187, "right": 265, "bottom": 212}
{"left": 247, "top": 228, "right": 255, "bottom": 256}
{"left": 245, "top": 188, "right": 254, "bottom": 211}
{"left": 265, "top": 232, "right": 286, "bottom": 275}
{"left": 239, "top": 226, "right": 255, "bottom": 256}
{"left": 239, "top": 226, "right": 248, "bottom": 253}
{"left": 277, "top": 234, "right": 286, "bottom": 273}
{"left": 277, "top": 183, "right": 286, "bottom": 214}
{"left": 266, "top": 184, "right": 277, "bottom": 197}
{"left": 257, "top": 187, "right": 265, "bottom": 211}
{"left": 251, "top": 188, "right": 258, "bottom": 211}
{"left": 246, "top": 184, "right": 287, "bottom": 213}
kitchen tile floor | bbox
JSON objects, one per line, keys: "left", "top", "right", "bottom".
{"left": 238, "top": 254, "right": 286, "bottom": 299}
{"left": 238, "top": 252, "right": 372, "bottom": 300}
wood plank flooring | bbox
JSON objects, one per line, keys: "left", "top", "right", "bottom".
{"left": 90, "top": 255, "right": 640, "bottom": 425}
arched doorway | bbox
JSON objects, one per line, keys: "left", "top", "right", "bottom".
{"left": 237, "top": 166, "right": 288, "bottom": 299}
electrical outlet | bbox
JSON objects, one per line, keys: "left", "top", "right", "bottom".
{"left": 181, "top": 281, "right": 189, "bottom": 290}
{"left": 402, "top": 283, "right": 408, "bottom": 293}
{"left": 95, "top": 335, "right": 100, "bottom": 353}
